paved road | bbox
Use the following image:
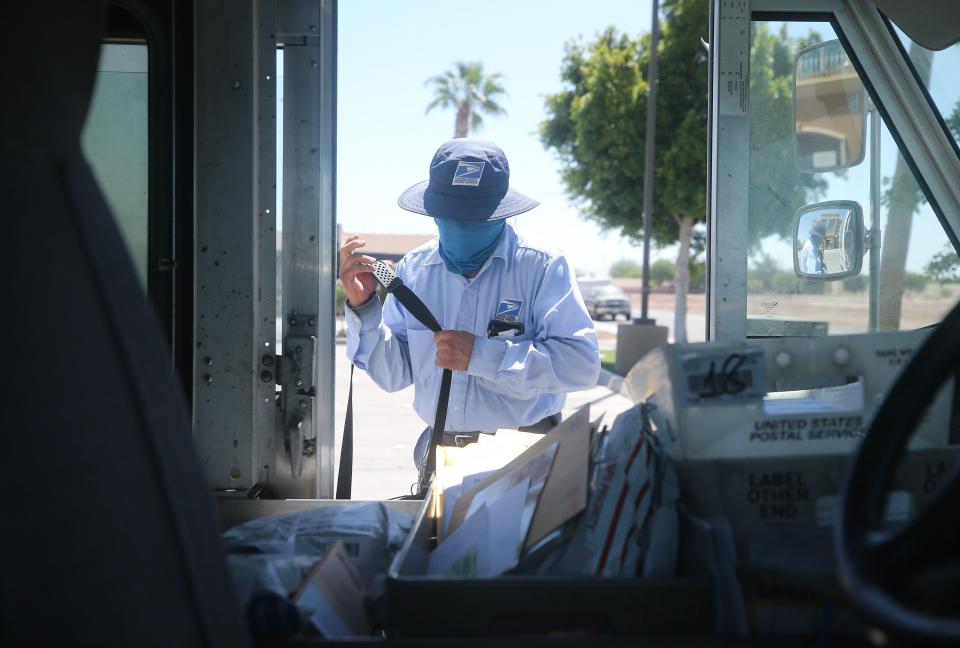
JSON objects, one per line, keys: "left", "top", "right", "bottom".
{"left": 333, "top": 340, "right": 635, "bottom": 501}
{"left": 333, "top": 347, "right": 422, "bottom": 499}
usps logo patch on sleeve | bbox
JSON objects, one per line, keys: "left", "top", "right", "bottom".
{"left": 495, "top": 298, "right": 524, "bottom": 322}
{"left": 451, "top": 161, "right": 485, "bottom": 186}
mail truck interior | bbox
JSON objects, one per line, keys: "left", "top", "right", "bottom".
{"left": 5, "top": 0, "right": 960, "bottom": 645}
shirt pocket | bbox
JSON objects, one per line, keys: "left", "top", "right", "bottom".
{"left": 504, "top": 323, "right": 536, "bottom": 345}
{"left": 405, "top": 328, "right": 437, "bottom": 384}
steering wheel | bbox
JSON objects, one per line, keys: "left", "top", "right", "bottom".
{"left": 836, "top": 302, "right": 960, "bottom": 642}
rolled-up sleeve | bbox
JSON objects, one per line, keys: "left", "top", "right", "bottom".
{"left": 345, "top": 290, "right": 414, "bottom": 393}
{"left": 466, "top": 255, "right": 600, "bottom": 398}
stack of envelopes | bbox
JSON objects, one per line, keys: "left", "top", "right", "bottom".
{"left": 427, "top": 406, "right": 592, "bottom": 577}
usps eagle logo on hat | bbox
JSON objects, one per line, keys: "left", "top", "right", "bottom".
{"left": 451, "top": 161, "right": 485, "bottom": 186}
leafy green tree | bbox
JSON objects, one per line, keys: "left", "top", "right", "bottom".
{"left": 904, "top": 272, "right": 928, "bottom": 293}
{"left": 541, "top": 0, "right": 707, "bottom": 342}
{"left": 748, "top": 252, "right": 822, "bottom": 294}
{"left": 747, "top": 25, "right": 825, "bottom": 245}
{"left": 651, "top": 259, "right": 676, "bottom": 287}
{"left": 610, "top": 259, "right": 644, "bottom": 278}
{"left": 919, "top": 93, "right": 960, "bottom": 288}
{"left": 947, "top": 99, "right": 960, "bottom": 143}
{"left": 335, "top": 281, "right": 347, "bottom": 315}
{"left": 426, "top": 62, "right": 507, "bottom": 138}
{"left": 843, "top": 274, "right": 868, "bottom": 292}
{"left": 541, "top": 4, "right": 822, "bottom": 340}
{"left": 925, "top": 243, "right": 960, "bottom": 283}
{"left": 751, "top": 253, "right": 778, "bottom": 288}
{"left": 688, "top": 258, "right": 706, "bottom": 293}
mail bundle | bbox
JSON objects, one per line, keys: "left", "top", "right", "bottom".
{"left": 422, "top": 403, "right": 679, "bottom": 579}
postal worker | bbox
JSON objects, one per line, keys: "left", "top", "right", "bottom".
{"left": 800, "top": 220, "right": 827, "bottom": 275}
{"left": 338, "top": 138, "right": 600, "bottom": 476}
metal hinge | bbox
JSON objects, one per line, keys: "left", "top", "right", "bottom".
{"left": 276, "top": 0, "right": 322, "bottom": 47}
{"left": 279, "top": 313, "right": 317, "bottom": 479}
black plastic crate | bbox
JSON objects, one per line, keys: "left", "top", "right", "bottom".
{"left": 384, "top": 489, "right": 714, "bottom": 638}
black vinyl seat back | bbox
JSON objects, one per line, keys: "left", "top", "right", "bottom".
{"left": 0, "top": 3, "right": 248, "bottom": 645}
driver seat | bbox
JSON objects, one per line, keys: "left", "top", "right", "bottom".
{"left": 0, "top": 3, "right": 248, "bottom": 645}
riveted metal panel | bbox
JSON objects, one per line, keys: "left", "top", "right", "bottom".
{"left": 194, "top": 0, "right": 277, "bottom": 490}
{"left": 274, "top": 0, "right": 337, "bottom": 498}
{"left": 709, "top": 0, "right": 751, "bottom": 340}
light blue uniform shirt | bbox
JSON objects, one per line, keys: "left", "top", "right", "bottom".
{"left": 345, "top": 224, "right": 600, "bottom": 432}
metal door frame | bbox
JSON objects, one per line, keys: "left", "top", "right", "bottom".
{"left": 276, "top": 0, "right": 338, "bottom": 499}
{"left": 193, "top": 0, "right": 337, "bottom": 498}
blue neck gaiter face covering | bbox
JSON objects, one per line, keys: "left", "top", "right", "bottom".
{"left": 435, "top": 218, "right": 506, "bottom": 275}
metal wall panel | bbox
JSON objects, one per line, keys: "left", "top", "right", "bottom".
{"left": 315, "top": 0, "right": 339, "bottom": 500}
{"left": 255, "top": 0, "right": 281, "bottom": 487}
{"left": 275, "top": 0, "right": 337, "bottom": 498}
{"left": 194, "top": 0, "right": 277, "bottom": 490}
{"left": 709, "top": 0, "right": 751, "bottom": 340}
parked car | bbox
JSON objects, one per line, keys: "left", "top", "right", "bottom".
{"left": 582, "top": 284, "right": 632, "bottom": 321}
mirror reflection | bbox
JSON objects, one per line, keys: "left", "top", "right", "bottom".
{"left": 795, "top": 40, "right": 866, "bottom": 173}
{"left": 793, "top": 201, "right": 863, "bottom": 279}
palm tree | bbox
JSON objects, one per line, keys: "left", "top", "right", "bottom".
{"left": 425, "top": 62, "right": 507, "bottom": 138}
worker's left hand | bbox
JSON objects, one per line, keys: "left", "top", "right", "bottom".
{"left": 434, "top": 331, "right": 476, "bottom": 372}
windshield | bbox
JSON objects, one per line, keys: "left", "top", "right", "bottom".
{"left": 890, "top": 24, "right": 960, "bottom": 156}
{"left": 744, "top": 19, "right": 960, "bottom": 337}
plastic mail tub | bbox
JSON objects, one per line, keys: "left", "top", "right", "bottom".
{"left": 383, "top": 487, "right": 714, "bottom": 638}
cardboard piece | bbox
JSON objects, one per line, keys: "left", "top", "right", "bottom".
{"left": 440, "top": 469, "right": 494, "bottom": 539}
{"left": 292, "top": 540, "right": 370, "bottom": 638}
{"left": 427, "top": 477, "right": 531, "bottom": 577}
{"left": 465, "top": 442, "right": 556, "bottom": 524}
{"left": 434, "top": 433, "right": 539, "bottom": 541}
{"left": 448, "top": 405, "right": 591, "bottom": 552}
{"left": 615, "top": 323, "right": 669, "bottom": 376}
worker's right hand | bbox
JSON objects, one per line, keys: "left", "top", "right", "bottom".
{"left": 339, "top": 235, "right": 379, "bottom": 307}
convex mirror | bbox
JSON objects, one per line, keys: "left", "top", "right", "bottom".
{"left": 793, "top": 201, "right": 864, "bottom": 279}
{"left": 795, "top": 40, "right": 866, "bottom": 173}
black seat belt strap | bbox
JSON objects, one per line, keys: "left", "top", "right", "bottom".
{"left": 426, "top": 368, "right": 452, "bottom": 479}
{"left": 340, "top": 361, "right": 449, "bottom": 499}
{"left": 364, "top": 262, "right": 456, "bottom": 497}
{"left": 335, "top": 364, "right": 355, "bottom": 499}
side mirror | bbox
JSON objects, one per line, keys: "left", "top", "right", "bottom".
{"left": 793, "top": 201, "right": 864, "bottom": 280}
{"left": 794, "top": 40, "right": 866, "bottom": 173}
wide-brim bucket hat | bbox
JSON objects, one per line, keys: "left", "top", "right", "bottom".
{"left": 398, "top": 138, "right": 539, "bottom": 222}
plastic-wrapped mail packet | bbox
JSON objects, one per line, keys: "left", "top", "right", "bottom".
{"left": 564, "top": 404, "right": 679, "bottom": 577}
{"left": 228, "top": 554, "right": 318, "bottom": 607}
{"left": 223, "top": 502, "right": 412, "bottom": 582}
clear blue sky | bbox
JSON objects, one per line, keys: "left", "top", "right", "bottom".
{"left": 335, "top": 0, "right": 655, "bottom": 276}
{"left": 279, "top": 4, "right": 960, "bottom": 277}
